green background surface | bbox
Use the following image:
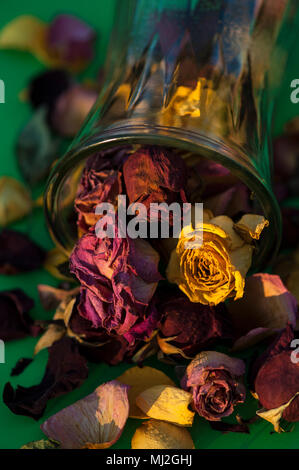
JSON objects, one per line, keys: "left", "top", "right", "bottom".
{"left": 0, "top": 0, "right": 299, "bottom": 450}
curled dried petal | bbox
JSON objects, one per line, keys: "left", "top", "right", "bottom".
{"left": 0, "top": 177, "right": 32, "bottom": 226}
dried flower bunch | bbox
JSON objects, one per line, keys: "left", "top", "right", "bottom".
{"left": 0, "top": 10, "right": 299, "bottom": 451}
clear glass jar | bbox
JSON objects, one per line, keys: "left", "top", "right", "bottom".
{"left": 44, "top": 0, "right": 299, "bottom": 268}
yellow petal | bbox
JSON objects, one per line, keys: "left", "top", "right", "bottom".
{"left": 230, "top": 244, "right": 254, "bottom": 278}
{"left": 166, "top": 249, "right": 181, "bottom": 285}
{"left": 234, "top": 214, "right": 269, "bottom": 243}
{"left": 157, "top": 335, "right": 193, "bottom": 360}
{"left": 43, "top": 248, "right": 72, "bottom": 281}
{"left": 136, "top": 385, "right": 194, "bottom": 426}
{"left": 256, "top": 392, "right": 299, "bottom": 433}
{"left": 117, "top": 366, "right": 175, "bottom": 419}
{"left": 0, "top": 177, "right": 32, "bottom": 226}
{"left": 131, "top": 420, "right": 195, "bottom": 449}
{"left": 210, "top": 215, "right": 244, "bottom": 250}
{"left": 0, "top": 15, "right": 47, "bottom": 51}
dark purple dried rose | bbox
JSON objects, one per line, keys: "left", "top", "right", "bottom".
{"left": 251, "top": 324, "right": 299, "bottom": 431}
{"left": 47, "top": 14, "right": 96, "bottom": 67}
{"left": 3, "top": 337, "right": 88, "bottom": 420}
{"left": 157, "top": 294, "right": 232, "bottom": 359}
{"left": 70, "top": 227, "right": 162, "bottom": 339}
{"left": 0, "top": 289, "right": 41, "bottom": 341}
{"left": 123, "top": 146, "right": 187, "bottom": 219}
{"left": 0, "top": 229, "right": 46, "bottom": 274}
{"left": 181, "top": 351, "right": 246, "bottom": 421}
{"left": 75, "top": 148, "right": 129, "bottom": 235}
{"left": 51, "top": 85, "right": 98, "bottom": 137}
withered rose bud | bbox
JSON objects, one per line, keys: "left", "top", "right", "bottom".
{"left": 123, "top": 146, "right": 187, "bottom": 220}
{"left": 70, "top": 226, "right": 162, "bottom": 338}
{"left": 157, "top": 294, "right": 232, "bottom": 359}
{"left": 181, "top": 351, "right": 246, "bottom": 421}
{"left": 251, "top": 324, "right": 299, "bottom": 432}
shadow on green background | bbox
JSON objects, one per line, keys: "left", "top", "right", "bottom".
{"left": 0, "top": 0, "right": 298, "bottom": 449}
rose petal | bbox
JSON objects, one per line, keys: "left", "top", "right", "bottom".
{"left": 38, "top": 284, "right": 79, "bottom": 311}
{"left": 257, "top": 392, "right": 299, "bottom": 433}
{"left": 3, "top": 337, "right": 88, "bottom": 420}
{"left": 41, "top": 380, "right": 129, "bottom": 449}
{"left": 21, "top": 439, "right": 60, "bottom": 449}
{"left": 210, "top": 215, "right": 244, "bottom": 250}
{"left": 227, "top": 274, "right": 297, "bottom": 349}
{"left": 131, "top": 419, "right": 195, "bottom": 449}
{"left": 44, "top": 248, "right": 73, "bottom": 281}
{"left": 0, "top": 289, "right": 39, "bottom": 341}
{"left": 0, "top": 229, "right": 45, "bottom": 274}
{"left": 0, "top": 177, "right": 32, "bottom": 226}
{"left": 117, "top": 366, "right": 175, "bottom": 419}
{"left": 136, "top": 385, "right": 194, "bottom": 426}
{"left": 234, "top": 214, "right": 269, "bottom": 243}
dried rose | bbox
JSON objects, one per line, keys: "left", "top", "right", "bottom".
{"left": 0, "top": 229, "right": 45, "bottom": 274}
{"left": 131, "top": 419, "right": 194, "bottom": 449}
{"left": 117, "top": 366, "right": 175, "bottom": 419}
{"left": 252, "top": 324, "right": 299, "bottom": 432}
{"left": 0, "top": 177, "right": 32, "bottom": 226}
{"left": 227, "top": 273, "right": 298, "bottom": 350}
{"left": 47, "top": 14, "right": 96, "bottom": 69}
{"left": 0, "top": 289, "right": 40, "bottom": 341}
{"left": 75, "top": 148, "right": 129, "bottom": 235}
{"left": 3, "top": 337, "right": 88, "bottom": 420}
{"left": 70, "top": 228, "right": 162, "bottom": 337}
{"left": 158, "top": 293, "right": 232, "bottom": 358}
{"left": 123, "top": 146, "right": 187, "bottom": 219}
{"left": 43, "top": 247, "right": 73, "bottom": 281}
{"left": 51, "top": 85, "right": 97, "bottom": 137}
{"left": 166, "top": 213, "right": 267, "bottom": 305}
{"left": 41, "top": 380, "right": 129, "bottom": 449}
{"left": 181, "top": 351, "right": 246, "bottom": 421}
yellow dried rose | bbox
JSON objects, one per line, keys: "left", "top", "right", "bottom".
{"left": 166, "top": 212, "right": 268, "bottom": 305}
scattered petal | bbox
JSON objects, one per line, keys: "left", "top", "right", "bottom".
{"left": 0, "top": 177, "right": 32, "bottom": 226}
{"left": 0, "top": 289, "right": 39, "bottom": 341}
{"left": 0, "top": 229, "right": 46, "bottom": 274}
{"left": 11, "top": 358, "right": 33, "bottom": 376}
{"left": 21, "top": 439, "right": 60, "bottom": 449}
{"left": 136, "top": 385, "right": 194, "bottom": 426}
{"left": 3, "top": 337, "right": 88, "bottom": 420}
{"left": 117, "top": 366, "right": 175, "bottom": 419}
{"left": 131, "top": 419, "right": 195, "bottom": 449}
{"left": 41, "top": 380, "right": 129, "bottom": 449}
{"left": 44, "top": 248, "right": 73, "bottom": 281}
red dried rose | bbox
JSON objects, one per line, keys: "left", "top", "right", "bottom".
{"left": 157, "top": 293, "right": 232, "bottom": 359}
{"left": 69, "top": 227, "right": 162, "bottom": 339}
{"left": 75, "top": 148, "right": 129, "bottom": 235}
{"left": 181, "top": 351, "right": 246, "bottom": 421}
{"left": 123, "top": 146, "right": 187, "bottom": 220}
